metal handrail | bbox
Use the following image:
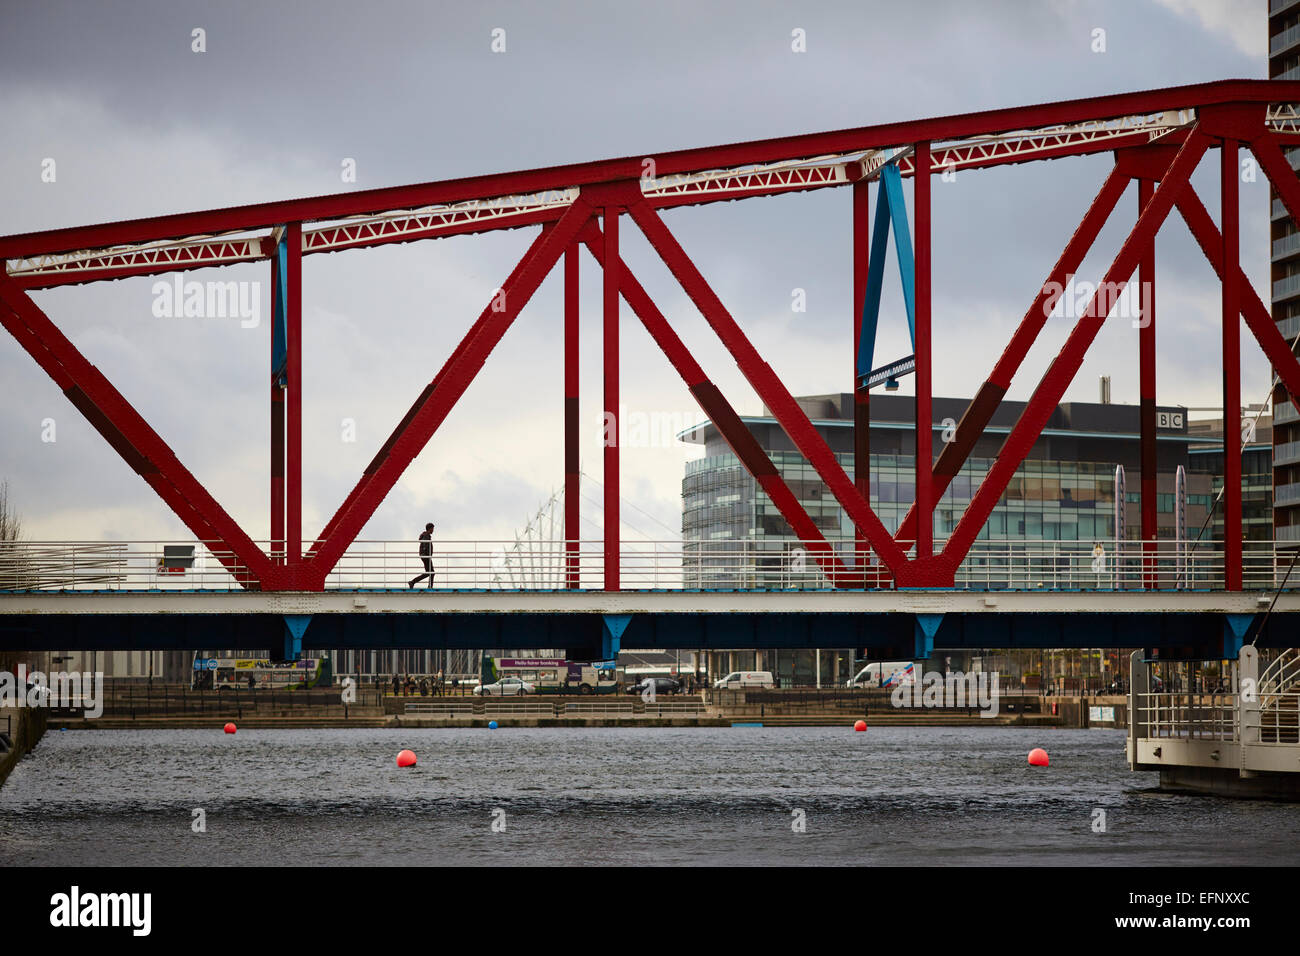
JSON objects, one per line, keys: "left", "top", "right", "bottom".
{"left": 1134, "top": 692, "right": 1238, "bottom": 741}
{"left": 0, "top": 537, "right": 1296, "bottom": 593}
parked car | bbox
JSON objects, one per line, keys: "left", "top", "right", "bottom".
{"left": 626, "top": 676, "right": 682, "bottom": 696}
{"left": 474, "top": 676, "right": 535, "bottom": 697}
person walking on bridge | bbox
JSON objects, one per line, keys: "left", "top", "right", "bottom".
{"left": 408, "top": 522, "right": 436, "bottom": 589}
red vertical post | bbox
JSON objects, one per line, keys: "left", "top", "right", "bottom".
{"left": 270, "top": 253, "right": 285, "bottom": 564}
{"left": 1220, "top": 141, "right": 1242, "bottom": 590}
{"left": 913, "top": 141, "right": 933, "bottom": 560}
{"left": 603, "top": 207, "right": 620, "bottom": 590}
{"left": 1138, "top": 179, "right": 1157, "bottom": 589}
{"left": 853, "top": 178, "right": 870, "bottom": 584}
{"left": 286, "top": 221, "right": 303, "bottom": 565}
{"left": 564, "top": 242, "right": 580, "bottom": 588}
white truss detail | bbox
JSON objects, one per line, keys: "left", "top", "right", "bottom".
{"left": 6, "top": 234, "right": 264, "bottom": 282}
{"left": 11, "top": 105, "right": 1300, "bottom": 284}
{"left": 302, "top": 188, "right": 581, "bottom": 253}
{"left": 640, "top": 155, "right": 851, "bottom": 201}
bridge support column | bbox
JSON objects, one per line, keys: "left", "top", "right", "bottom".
{"left": 853, "top": 178, "right": 871, "bottom": 583}
{"left": 283, "top": 614, "right": 311, "bottom": 662}
{"left": 286, "top": 222, "right": 303, "bottom": 566}
{"left": 1220, "top": 140, "right": 1242, "bottom": 591}
{"left": 1138, "top": 178, "right": 1158, "bottom": 590}
{"left": 603, "top": 207, "right": 620, "bottom": 591}
{"left": 1237, "top": 644, "right": 1259, "bottom": 776}
{"left": 914, "top": 140, "right": 933, "bottom": 561}
{"left": 1127, "top": 649, "right": 1151, "bottom": 769}
{"left": 1222, "top": 613, "right": 1252, "bottom": 660}
{"left": 602, "top": 614, "right": 630, "bottom": 661}
{"left": 914, "top": 613, "right": 942, "bottom": 660}
{"left": 270, "top": 244, "right": 286, "bottom": 565}
{"left": 564, "top": 242, "right": 580, "bottom": 588}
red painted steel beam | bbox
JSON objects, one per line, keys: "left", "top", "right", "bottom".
{"left": 578, "top": 226, "right": 851, "bottom": 584}
{"left": 1220, "top": 139, "right": 1242, "bottom": 591}
{"left": 0, "top": 274, "right": 272, "bottom": 586}
{"left": 603, "top": 207, "right": 620, "bottom": 591}
{"left": 914, "top": 141, "right": 934, "bottom": 561}
{"left": 270, "top": 253, "right": 285, "bottom": 565}
{"left": 1174, "top": 193, "right": 1300, "bottom": 416}
{"left": 6, "top": 130, "right": 1170, "bottom": 293}
{"left": 624, "top": 198, "right": 908, "bottom": 573}
{"left": 285, "top": 222, "right": 303, "bottom": 564}
{"left": 308, "top": 201, "right": 596, "bottom": 578}
{"left": 942, "top": 128, "right": 1210, "bottom": 573}
{"left": 1138, "top": 178, "right": 1158, "bottom": 588}
{"left": 4, "top": 80, "right": 1294, "bottom": 259}
{"left": 852, "top": 178, "right": 871, "bottom": 581}
{"left": 564, "top": 242, "right": 579, "bottom": 589}
{"left": 891, "top": 164, "right": 1131, "bottom": 553}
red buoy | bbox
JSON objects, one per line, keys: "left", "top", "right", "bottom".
{"left": 223, "top": 722, "right": 237, "bottom": 734}
{"left": 853, "top": 719, "right": 867, "bottom": 732}
{"left": 396, "top": 749, "right": 417, "bottom": 768}
{"left": 1027, "top": 747, "right": 1049, "bottom": 767}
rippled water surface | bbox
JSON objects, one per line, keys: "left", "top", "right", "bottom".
{"left": 1, "top": 726, "right": 1296, "bottom": 865}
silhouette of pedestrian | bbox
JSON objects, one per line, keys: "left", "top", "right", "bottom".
{"left": 409, "top": 522, "right": 436, "bottom": 588}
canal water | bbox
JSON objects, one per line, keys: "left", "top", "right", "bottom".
{"left": 0, "top": 726, "right": 1295, "bottom": 865}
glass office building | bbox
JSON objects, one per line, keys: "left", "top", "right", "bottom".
{"left": 681, "top": 392, "right": 1272, "bottom": 686}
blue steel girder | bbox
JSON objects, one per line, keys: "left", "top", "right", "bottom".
{"left": 856, "top": 162, "right": 916, "bottom": 383}
{"left": 271, "top": 233, "right": 289, "bottom": 384}
{"left": 602, "top": 613, "right": 632, "bottom": 660}
{"left": 283, "top": 613, "right": 311, "bottom": 661}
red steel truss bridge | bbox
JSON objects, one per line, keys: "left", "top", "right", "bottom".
{"left": 4, "top": 79, "right": 1300, "bottom": 660}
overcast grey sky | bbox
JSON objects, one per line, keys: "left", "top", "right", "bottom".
{"left": 0, "top": 0, "right": 1276, "bottom": 547}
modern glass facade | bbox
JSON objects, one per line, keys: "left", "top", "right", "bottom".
{"left": 681, "top": 392, "right": 1273, "bottom": 686}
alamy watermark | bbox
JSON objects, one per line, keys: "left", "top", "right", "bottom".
{"left": 151, "top": 275, "right": 261, "bottom": 328}
{"left": 0, "top": 665, "right": 104, "bottom": 719}
{"left": 890, "top": 668, "right": 1001, "bottom": 718}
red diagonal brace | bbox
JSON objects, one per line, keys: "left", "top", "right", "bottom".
{"left": 578, "top": 225, "right": 852, "bottom": 585}
{"left": 0, "top": 275, "right": 271, "bottom": 586}
{"left": 624, "top": 198, "right": 907, "bottom": 573}
{"left": 892, "top": 163, "right": 1130, "bottom": 554}
{"left": 309, "top": 199, "right": 596, "bottom": 577}
{"left": 943, "top": 128, "right": 1210, "bottom": 568}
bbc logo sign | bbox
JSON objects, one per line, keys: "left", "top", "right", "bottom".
{"left": 1157, "top": 411, "right": 1184, "bottom": 430}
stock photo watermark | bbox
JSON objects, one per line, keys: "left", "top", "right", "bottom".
{"left": 0, "top": 666, "right": 104, "bottom": 719}
{"left": 151, "top": 276, "right": 261, "bottom": 328}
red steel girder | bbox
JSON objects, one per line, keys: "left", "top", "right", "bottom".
{"left": 1220, "top": 138, "right": 1242, "bottom": 591}
{"left": 942, "top": 127, "right": 1210, "bottom": 571}
{"left": 4, "top": 80, "right": 1296, "bottom": 262}
{"left": 564, "top": 241, "right": 579, "bottom": 589}
{"left": 603, "top": 206, "right": 620, "bottom": 590}
{"left": 1138, "top": 178, "right": 1158, "bottom": 588}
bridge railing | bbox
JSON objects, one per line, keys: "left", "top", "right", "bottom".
{"left": 1134, "top": 692, "right": 1239, "bottom": 741}
{"left": 0, "top": 538, "right": 1295, "bottom": 592}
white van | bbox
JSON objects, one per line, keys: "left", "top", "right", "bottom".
{"left": 712, "top": 670, "right": 775, "bottom": 689}
{"left": 847, "top": 661, "right": 915, "bottom": 689}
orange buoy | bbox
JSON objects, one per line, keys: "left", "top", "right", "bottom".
{"left": 853, "top": 719, "right": 867, "bottom": 732}
{"left": 223, "top": 722, "right": 237, "bottom": 734}
{"left": 396, "top": 749, "right": 417, "bottom": 768}
{"left": 1027, "top": 747, "right": 1049, "bottom": 767}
